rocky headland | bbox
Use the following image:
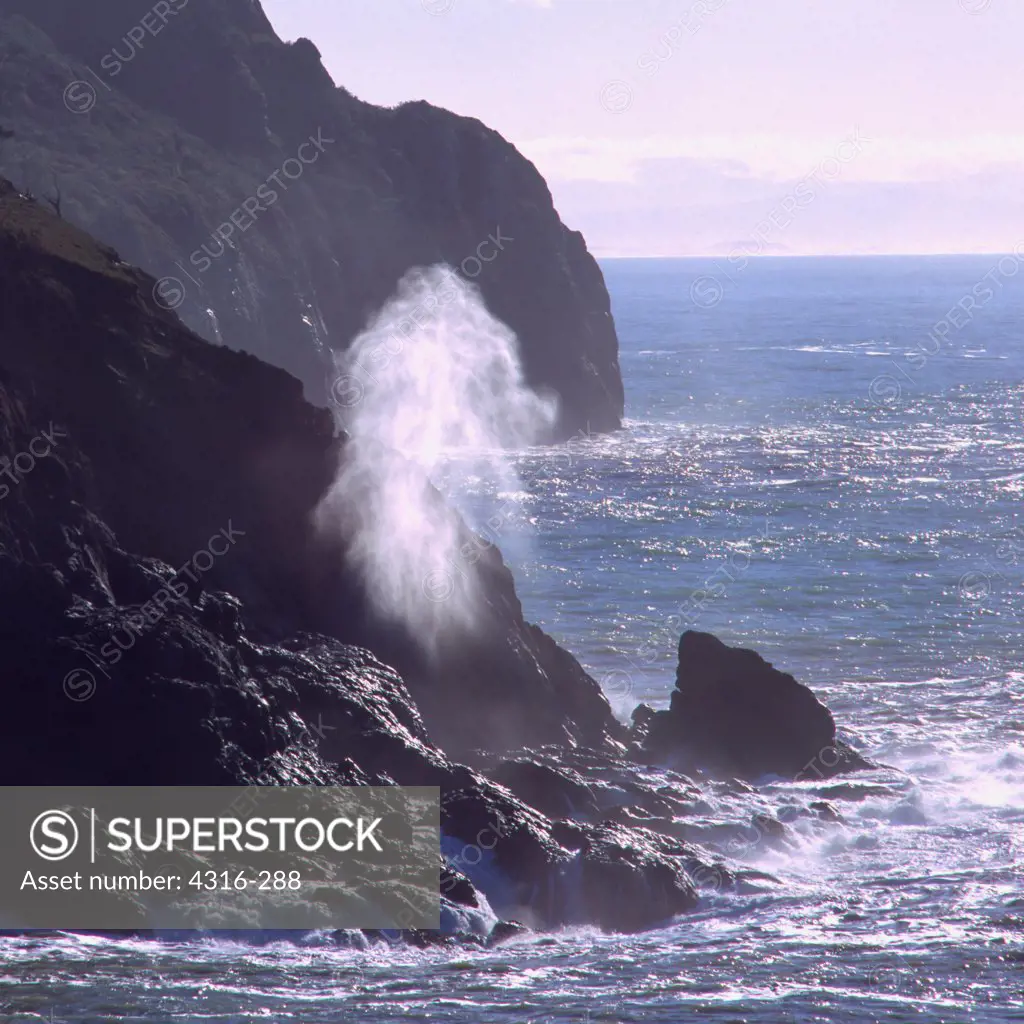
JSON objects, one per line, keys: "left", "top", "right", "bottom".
{"left": 0, "top": 180, "right": 873, "bottom": 940}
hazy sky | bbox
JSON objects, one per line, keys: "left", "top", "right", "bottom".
{"left": 262, "top": 0, "right": 1023, "bottom": 256}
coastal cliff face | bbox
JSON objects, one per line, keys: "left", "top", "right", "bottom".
{"left": 0, "top": 0, "right": 624, "bottom": 438}
{"left": 0, "top": 177, "right": 623, "bottom": 763}
{"left": 0, "top": 181, "right": 709, "bottom": 935}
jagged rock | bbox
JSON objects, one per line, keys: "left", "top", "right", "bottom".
{"left": 819, "top": 783, "right": 899, "bottom": 802}
{"left": 0, "top": 0, "right": 623, "bottom": 438}
{"left": 440, "top": 777, "right": 711, "bottom": 934}
{"left": 637, "top": 631, "right": 871, "bottom": 780}
{"left": 440, "top": 861, "right": 479, "bottom": 909}
{"left": 550, "top": 820, "right": 588, "bottom": 851}
{"left": 489, "top": 758, "right": 598, "bottom": 820}
{"left": 575, "top": 824, "right": 698, "bottom": 932}
{"left": 747, "top": 814, "right": 789, "bottom": 849}
{"left": 629, "top": 702, "right": 659, "bottom": 745}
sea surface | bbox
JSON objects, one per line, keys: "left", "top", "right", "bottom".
{"left": 4, "top": 256, "right": 1023, "bottom": 1022}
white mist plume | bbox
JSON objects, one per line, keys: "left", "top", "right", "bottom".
{"left": 315, "top": 264, "right": 558, "bottom": 644}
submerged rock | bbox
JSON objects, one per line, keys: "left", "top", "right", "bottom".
{"left": 487, "top": 920, "right": 530, "bottom": 946}
{"left": 809, "top": 800, "right": 844, "bottom": 822}
{"left": 637, "top": 631, "right": 871, "bottom": 780}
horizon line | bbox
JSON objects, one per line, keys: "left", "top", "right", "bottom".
{"left": 595, "top": 251, "right": 1022, "bottom": 260}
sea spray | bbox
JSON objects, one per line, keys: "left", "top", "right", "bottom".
{"left": 315, "top": 265, "right": 558, "bottom": 645}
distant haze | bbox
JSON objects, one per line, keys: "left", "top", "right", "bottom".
{"left": 263, "top": 0, "right": 1024, "bottom": 256}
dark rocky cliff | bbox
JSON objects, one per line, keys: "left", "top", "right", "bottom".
{"left": 0, "top": 180, "right": 711, "bottom": 935}
{"left": 0, "top": 177, "right": 623, "bottom": 761}
{"left": 0, "top": 0, "right": 624, "bottom": 438}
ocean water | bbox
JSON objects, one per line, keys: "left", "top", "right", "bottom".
{"left": 4, "top": 257, "right": 1023, "bottom": 1022}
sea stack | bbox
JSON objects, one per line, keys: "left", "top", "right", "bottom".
{"left": 635, "top": 631, "right": 872, "bottom": 780}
